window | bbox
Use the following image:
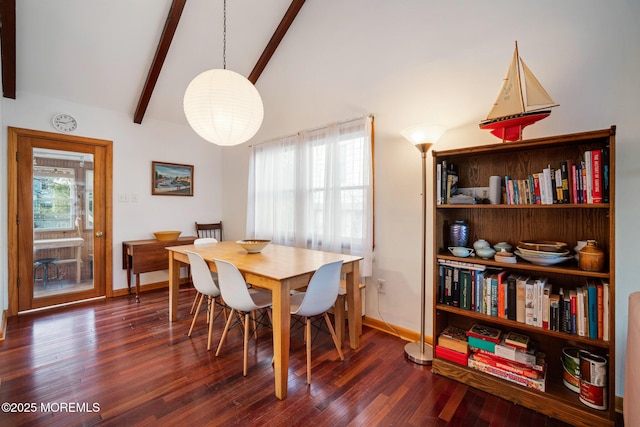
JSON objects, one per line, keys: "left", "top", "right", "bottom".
{"left": 247, "top": 116, "right": 374, "bottom": 276}
{"left": 33, "top": 166, "right": 76, "bottom": 230}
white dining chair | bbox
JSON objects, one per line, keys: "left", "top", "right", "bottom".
{"left": 189, "top": 238, "right": 219, "bottom": 315}
{"left": 185, "top": 250, "right": 223, "bottom": 351}
{"left": 213, "top": 258, "right": 272, "bottom": 376}
{"left": 290, "top": 260, "right": 345, "bottom": 385}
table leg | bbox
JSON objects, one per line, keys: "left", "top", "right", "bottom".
{"left": 135, "top": 274, "right": 141, "bottom": 303}
{"left": 169, "top": 251, "right": 180, "bottom": 322}
{"left": 345, "top": 261, "right": 361, "bottom": 349}
{"left": 271, "top": 280, "right": 291, "bottom": 400}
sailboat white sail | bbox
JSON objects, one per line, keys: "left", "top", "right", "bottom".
{"left": 480, "top": 42, "right": 558, "bottom": 142}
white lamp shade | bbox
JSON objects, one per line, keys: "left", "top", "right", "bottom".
{"left": 183, "top": 69, "right": 264, "bottom": 146}
{"left": 401, "top": 124, "right": 446, "bottom": 146}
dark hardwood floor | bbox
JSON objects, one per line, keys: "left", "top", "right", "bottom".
{"left": 0, "top": 287, "right": 589, "bottom": 426}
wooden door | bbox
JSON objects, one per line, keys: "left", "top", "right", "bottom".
{"left": 8, "top": 127, "right": 113, "bottom": 313}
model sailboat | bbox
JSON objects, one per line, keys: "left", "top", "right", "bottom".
{"left": 479, "top": 42, "right": 558, "bottom": 142}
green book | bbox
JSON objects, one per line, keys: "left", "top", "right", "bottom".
{"left": 467, "top": 335, "right": 496, "bottom": 352}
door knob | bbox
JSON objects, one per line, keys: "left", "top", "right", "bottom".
{"left": 95, "top": 231, "right": 104, "bottom": 237}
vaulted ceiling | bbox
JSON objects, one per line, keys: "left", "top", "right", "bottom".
{"left": 1, "top": 0, "right": 305, "bottom": 125}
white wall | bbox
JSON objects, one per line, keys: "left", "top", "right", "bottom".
{"left": 1, "top": 91, "right": 222, "bottom": 291}
{"left": 221, "top": 0, "right": 640, "bottom": 397}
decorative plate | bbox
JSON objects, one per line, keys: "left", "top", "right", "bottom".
{"left": 514, "top": 250, "right": 573, "bottom": 266}
{"left": 516, "top": 246, "right": 571, "bottom": 258}
{"left": 517, "top": 240, "right": 568, "bottom": 253}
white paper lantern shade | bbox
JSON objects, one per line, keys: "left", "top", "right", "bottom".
{"left": 183, "top": 69, "right": 264, "bottom": 146}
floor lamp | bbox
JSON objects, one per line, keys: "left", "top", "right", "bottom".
{"left": 401, "top": 124, "right": 446, "bottom": 365}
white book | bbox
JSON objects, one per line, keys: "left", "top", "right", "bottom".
{"left": 525, "top": 278, "right": 535, "bottom": 325}
{"left": 576, "top": 287, "right": 585, "bottom": 336}
{"left": 585, "top": 150, "right": 593, "bottom": 204}
{"left": 542, "top": 283, "right": 552, "bottom": 330}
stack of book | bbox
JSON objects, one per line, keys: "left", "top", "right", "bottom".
{"left": 435, "top": 325, "right": 469, "bottom": 366}
{"left": 466, "top": 324, "right": 547, "bottom": 391}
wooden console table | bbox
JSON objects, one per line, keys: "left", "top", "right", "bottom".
{"left": 122, "top": 236, "right": 196, "bottom": 301}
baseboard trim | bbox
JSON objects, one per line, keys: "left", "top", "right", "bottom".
{"left": 0, "top": 309, "right": 7, "bottom": 340}
{"left": 111, "top": 278, "right": 193, "bottom": 298}
{"left": 362, "top": 316, "right": 433, "bottom": 345}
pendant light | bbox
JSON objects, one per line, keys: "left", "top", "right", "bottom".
{"left": 183, "top": 0, "right": 264, "bottom": 146}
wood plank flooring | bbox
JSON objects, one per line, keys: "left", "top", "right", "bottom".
{"left": 0, "top": 288, "right": 590, "bottom": 426}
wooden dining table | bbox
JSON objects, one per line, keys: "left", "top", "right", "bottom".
{"left": 165, "top": 241, "right": 363, "bottom": 400}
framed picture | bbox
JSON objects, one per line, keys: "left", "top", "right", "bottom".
{"left": 151, "top": 161, "right": 194, "bottom": 196}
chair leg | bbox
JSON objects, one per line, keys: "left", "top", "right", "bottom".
{"left": 324, "top": 313, "right": 345, "bottom": 360}
{"left": 188, "top": 293, "right": 205, "bottom": 337}
{"left": 306, "top": 317, "right": 312, "bottom": 384}
{"left": 190, "top": 291, "right": 200, "bottom": 315}
{"left": 207, "top": 296, "right": 216, "bottom": 351}
{"left": 216, "top": 308, "right": 236, "bottom": 356}
{"left": 243, "top": 312, "right": 251, "bottom": 376}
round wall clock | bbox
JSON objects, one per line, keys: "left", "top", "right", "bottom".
{"left": 52, "top": 113, "right": 78, "bottom": 132}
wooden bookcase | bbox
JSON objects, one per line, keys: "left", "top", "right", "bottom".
{"left": 431, "top": 127, "right": 616, "bottom": 427}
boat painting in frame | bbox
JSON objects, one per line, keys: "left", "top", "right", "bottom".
{"left": 151, "top": 161, "right": 193, "bottom": 196}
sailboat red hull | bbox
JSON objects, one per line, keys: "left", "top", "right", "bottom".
{"left": 479, "top": 110, "right": 551, "bottom": 142}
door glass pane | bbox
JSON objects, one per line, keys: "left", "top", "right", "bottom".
{"left": 32, "top": 148, "right": 94, "bottom": 298}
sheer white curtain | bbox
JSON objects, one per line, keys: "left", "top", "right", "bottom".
{"left": 246, "top": 116, "right": 374, "bottom": 276}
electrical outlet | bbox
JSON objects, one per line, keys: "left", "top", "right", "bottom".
{"left": 377, "top": 279, "right": 386, "bottom": 294}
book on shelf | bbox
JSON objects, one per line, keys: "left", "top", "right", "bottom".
{"left": 444, "top": 265, "right": 453, "bottom": 305}
{"left": 576, "top": 287, "right": 585, "bottom": 337}
{"left": 525, "top": 278, "right": 535, "bottom": 326}
{"left": 436, "top": 345, "right": 469, "bottom": 366}
{"left": 468, "top": 335, "right": 497, "bottom": 353}
{"left": 492, "top": 341, "right": 542, "bottom": 369}
{"left": 569, "top": 289, "right": 577, "bottom": 335}
{"left": 603, "top": 280, "right": 610, "bottom": 341}
{"left": 436, "top": 162, "right": 442, "bottom": 205}
{"left": 587, "top": 281, "right": 597, "bottom": 339}
{"left": 516, "top": 275, "right": 528, "bottom": 323}
{"left": 591, "top": 148, "right": 603, "bottom": 203}
{"left": 470, "top": 350, "right": 544, "bottom": 380}
{"left": 542, "top": 283, "right": 552, "bottom": 330}
{"left": 467, "top": 353, "right": 547, "bottom": 392}
{"left": 460, "top": 269, "right": 472, "bottom": 310}
{"left": 549, "top": 293, "right": 560, "bottom": 331}
{"left": 504, "top": 331, "right": 530, "bottom": 350}
{"left": 467, "top": 324, "right": 503, "bottom": 344}
{"left": 597, "top": 281, "right": 604, "bottom": 340}
{"left": 452, "top": 267, "right": 460, "bottom": 307}
{"left": 602, "top": 146, "right": 610, "bottom": 203}
{"left": 507, "top": 273, "right": 518, "bottom": 321}
{"left": 437, "top": 325, "right": 469, "bottom": 354}
{"left": 585, "top": 151, "right": 593, "bottom": 204}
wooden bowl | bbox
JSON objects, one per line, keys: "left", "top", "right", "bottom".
{"left": 517, "top": 240, "right": 568, "bottom": 253}
{"left": 236, "top": 239, "right": 271, "bottom": 253}
{"left": 153, "top": 230, "right": 181, "bottom": 241}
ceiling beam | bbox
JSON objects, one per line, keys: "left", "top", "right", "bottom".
{"left": 248, "top": 0, "right": 306, "bottom": 85}
{"left": 133, "top": 0, "right": 187, "bottom": 124}
{"left": 0, "top": 0, "right": 17, "bottom": 99}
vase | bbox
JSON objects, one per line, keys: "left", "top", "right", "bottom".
{"left": 449, "top": 220, "right": 469, "bottom": 247}
{"left": 579, "top": 240, "right": 605, "bottom": 272}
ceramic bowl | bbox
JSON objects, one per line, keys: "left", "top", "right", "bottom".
{"left": 473, "top": 239, "right": 491, "bottom": 251}
{"left": 153, "top": 230, "right": 181, "bottom": 241}
{"left": 493, "top": 242, "right": 513, "bottom": 253}
{"left": 448, "top": 246, "right": 474, "bottom": 258}
{"left": 476, "top": 247, "right": 496, "bottom": 259}
{"left": 237, "top": 239, "right": 271, "bottom": 253}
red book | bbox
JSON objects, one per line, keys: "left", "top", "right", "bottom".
{"left": 497, "top": 271, "right": 507, "bottom": 318}
{"left": 436, "top": 345, "right": 469, "bottom": 366}
{"left": 591, "top": 149, "right": 603, "bottom": 203}
{"left": 466, "top": 324, "right": 503, "bottom": 344}
{"left": 571, "top": 164, "right": 578, "bottom": 204}
{"left": 471, "top": 351, "right": 544, "bottom": 379}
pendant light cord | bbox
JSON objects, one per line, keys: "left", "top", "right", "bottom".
{"left": 223, "top": 0, "right": 227, "bottom": 70}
